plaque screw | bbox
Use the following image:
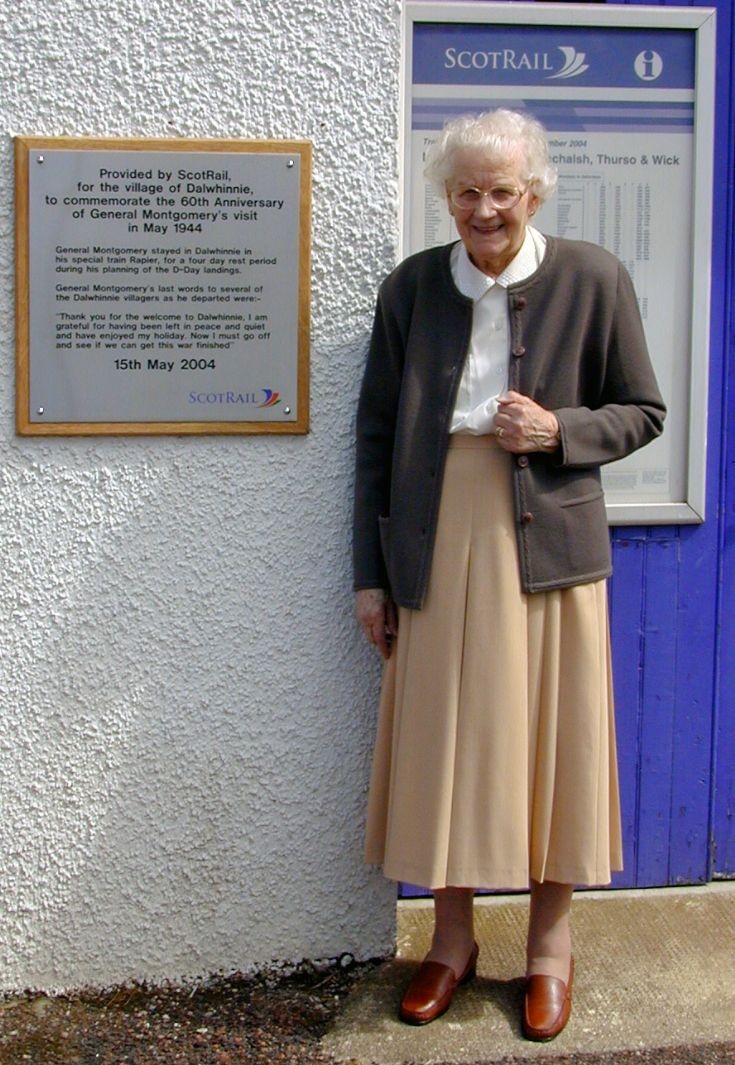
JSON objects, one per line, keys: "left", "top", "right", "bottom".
{"left": 37, "top": 407, "right": 45, "bottom": 415}
{"left": 37, "top": 155, "right": 45, "bottom": 164}
{"left": 284, "top": 406, "right": 291, "bottom": 415}
{"left": 287, "top": 159, "right": 294, "bottom": 168}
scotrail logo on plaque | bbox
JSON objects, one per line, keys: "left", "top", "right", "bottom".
{"left": 188, "top": 388, "right": 281, "bottom": 407}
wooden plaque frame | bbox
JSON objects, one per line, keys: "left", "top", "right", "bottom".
{"left": 15, "top": 136, "right": 311, "bottom": 435}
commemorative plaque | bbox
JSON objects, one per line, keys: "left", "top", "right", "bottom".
{"left": 15, "top": 137, "right": 311, "bottom": 434}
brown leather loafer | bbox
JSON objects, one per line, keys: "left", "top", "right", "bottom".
{"left": 522, "top": 956, "right": 574, "bottom": 1041}
{"left": 399, "top": 941, "right": 479, "bottom": 1025}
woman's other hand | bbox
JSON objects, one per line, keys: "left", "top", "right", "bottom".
{"left": 495, "top": 391, "right": 560, "bottom": 453}
{"left": 356, "top": 588, "right": 398, "bottom": 660}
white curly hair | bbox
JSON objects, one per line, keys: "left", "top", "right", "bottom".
{"left": 424, "top": 109, "right": 558, "bottom": 203}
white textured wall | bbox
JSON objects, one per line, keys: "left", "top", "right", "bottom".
{"left": 0, "top": 0, "right": 399, "bottom": 990}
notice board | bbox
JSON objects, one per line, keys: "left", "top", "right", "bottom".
{"left": 402, "top": 3, "right": 715, "bottom": 523}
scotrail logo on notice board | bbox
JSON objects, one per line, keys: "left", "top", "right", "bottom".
{"left": 413, "top": 25, "right": 694, "bottom": 90}
{"left": 548, "top": 47, "right": 589, "bottom": 80}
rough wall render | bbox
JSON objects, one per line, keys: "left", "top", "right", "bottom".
{"left": 0, "top": 0, "right": 399, "bottom": 990}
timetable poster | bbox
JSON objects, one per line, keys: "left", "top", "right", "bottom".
{"left": 403, "top": 7, "right": 714, "bottom": 522}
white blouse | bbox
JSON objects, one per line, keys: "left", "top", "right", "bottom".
{"left": 450, "top": 226, "right": 547, "bottom": 435}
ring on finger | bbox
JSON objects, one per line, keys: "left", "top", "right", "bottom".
{"left": 496, "top": 426, "right": 505, "bottom": 438}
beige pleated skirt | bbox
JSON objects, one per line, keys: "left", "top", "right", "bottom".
{"left": 365, "top": 434, "right": 623, "bottom": 890}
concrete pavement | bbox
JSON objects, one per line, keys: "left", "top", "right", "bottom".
{"left": 323, "top": 883, "right": 735, "bottom": 1064}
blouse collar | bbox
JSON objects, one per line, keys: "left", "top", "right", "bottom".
{"left": 451, "top": 226, "right": 546, "bottom": 301}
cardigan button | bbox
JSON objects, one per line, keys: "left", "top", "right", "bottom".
{"left": 512, "top": 345, "right": 526, "bottom": 358}
{"left": 521, "top": 511, "right": 534, "bottom": 524}
{"left": 514, "top": 296, "right": 527, "bottom": 309}
{"left": 516, "top": 455, "right": 529, "bottom": 468}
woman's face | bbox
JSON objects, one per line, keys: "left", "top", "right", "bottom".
{"left": 446, "top": 147, "right": 539, "bottom": 277}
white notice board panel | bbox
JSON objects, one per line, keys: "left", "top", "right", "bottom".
{"left": 402, "top": 3, "right": 716, "bottom": 524}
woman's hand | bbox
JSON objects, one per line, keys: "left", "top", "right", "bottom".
{"left": 494, "top": 391, "right": 560, "bottom": 453}
{"left": 356, "top": 588, "right": 398, "bottom": 660}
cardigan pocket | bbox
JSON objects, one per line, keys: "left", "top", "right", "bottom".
{"left": 558, "top": 487, "right": 605, "bottom": 508}
{"left": 378, "top": 515, "right": 391, "bottom": 571}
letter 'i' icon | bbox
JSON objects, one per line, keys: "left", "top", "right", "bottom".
{"left": 634, "top": 49, "right": 663, "bottom": 81}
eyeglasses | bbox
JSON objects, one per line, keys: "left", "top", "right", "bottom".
{"left": 449, "top": 185, "right": 528, "bottom": 211}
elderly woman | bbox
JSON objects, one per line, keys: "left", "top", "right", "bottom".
{"left": 353, "top": 109, "right": 665, "bottom": 1041}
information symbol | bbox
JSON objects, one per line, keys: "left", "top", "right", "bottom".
{"left": 634, "top": 50, "right": 663, "bottom": 81}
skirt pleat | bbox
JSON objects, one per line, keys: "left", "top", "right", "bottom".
{"left": 365, "top": 435, "right": 622, "bottom": 890}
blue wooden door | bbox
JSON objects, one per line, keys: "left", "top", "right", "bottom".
{"left": 607, "top": 0, "right": 733, "bottom": 889}
{"left": 710, "top": 0, "right": 735, "bottom": 881}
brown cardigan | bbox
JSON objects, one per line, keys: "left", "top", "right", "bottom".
{"left": 353, "top": 237, "right": 666, "bottom": 607}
